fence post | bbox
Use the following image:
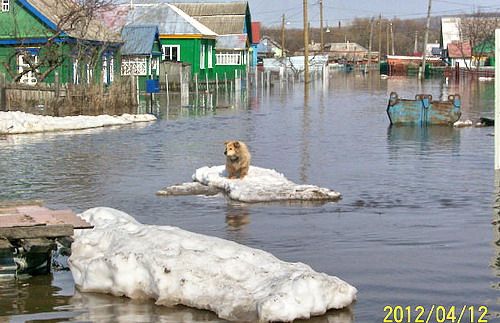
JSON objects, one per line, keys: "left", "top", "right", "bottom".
{"left": 0, "top": 73, "right": 5, "bottom": 111}
{"left": 495, "top": 29, "right": 500, "bottom": 170}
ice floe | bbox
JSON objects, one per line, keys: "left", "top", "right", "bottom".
{"left": 0, "top": 111, "right": 156, "bottom": 134}
{"left": 157, "top": 165, "right": 342, "bottom": 203}
{"left": 69, "top": 207, "right": 357, "bottom": 322}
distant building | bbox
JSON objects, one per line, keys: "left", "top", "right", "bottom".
{"left": 256, "top": 36, "right": 283, "bottom": 60}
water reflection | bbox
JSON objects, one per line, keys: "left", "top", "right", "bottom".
{"left": 68, "top": 291, "right": 354, "bottom": 323}
{"left": 0, "top": 274, "right": 72, "bottom": 319}
{"left": 492, "top": 171, "right": 500, "bottom": 292}
{"left": 387, "top": 125, "right": 460, "bottom": 157}
{"left": 225, "top": 204, "right": 250, "bottom": 231}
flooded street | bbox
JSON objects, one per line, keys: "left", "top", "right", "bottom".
{"left": 0, "top": 72, "right": 498, "bottom": 322}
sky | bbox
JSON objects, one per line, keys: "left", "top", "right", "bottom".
{"left": 247, "top": 0, "right": 500, "bottom": 28}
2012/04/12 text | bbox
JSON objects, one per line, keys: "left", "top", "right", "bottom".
{"left": 383, "top": 305, "right": 488, "bottom": 323}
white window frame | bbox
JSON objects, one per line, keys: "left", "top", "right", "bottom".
{"left": 2, "top": 0, "right": 9, "bottom": 12}
{"left": 207, "top": 44, "right": 213, "bottom": 68}
{"left": 200, "top": 44, "right": 205, "bottom": 69}
{"left": 17, "top": 53, "right": 38, "bottom": 85}
{"left": 162, "top": 45, "right": 180, "bottom": 62}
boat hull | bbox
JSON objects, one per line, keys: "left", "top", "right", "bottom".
{"left": 387, "top": 92, "right": 461, "bottom": 126}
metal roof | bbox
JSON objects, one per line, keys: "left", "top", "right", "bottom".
{"left": 121, "top": 25, "right": 158, "bottom": 55}
{"left": 216, "top": 34, "right": 247, "bottom": 50}
{"left": 124, "top": 3, "right": 217, "bottom": 37}
{"left": 173, "top": 2, "right": 248, "bottom": 35}
{"left": 22, "top": 0, "right": 121, "bottom": 42}
{"left": 172, "top": 2, "right": 248, "bottom": 16}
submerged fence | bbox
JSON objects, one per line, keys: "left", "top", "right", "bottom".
{"left": 0, "top": 75, "right": 138, "bottom": 116}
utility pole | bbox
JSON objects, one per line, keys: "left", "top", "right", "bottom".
{"left": 365, "top": 18, "right": 374, "bottom": 74}
{"left": 281, "top": 14, "right": 286, "bottom": 58}
{"left": 386, "top": 21, "right": 390, "bottom": 57}
{"left": 390, "top": 20, "right": 395, "bottom": 55}
{"left": 378, "top": 14, "right": 382, "bottom": 65}
{"left": 414, "top": 31, "right": 418, "bottom": 54}
{"left": 320, "top": 0, "right": 324, "bottom": 52}
{"left": 303, "top": 0, "right": 310, "bottom": 87}
{"left": 421, "top": 0, "right": 432, "bottom": 79}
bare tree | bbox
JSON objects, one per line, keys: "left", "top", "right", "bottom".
{"left": 459, "top": 12, "right": 499, "bottom": 69}
{"left": 1, "top": 0, "right": 116, "bottom": 84}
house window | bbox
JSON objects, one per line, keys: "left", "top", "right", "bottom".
{"left": 17, "top": 52, "right": 38, "bottom": 85}
{"left": 2, "top": 0, "right": 9, "bottom": 12}
{"left": 200, "top": 44, "right": 205, "bottom": 69}
{"left": 207, "top": 45, "right": 213, "bottom": 69}
{"left": 162, "top": 45, "right": 180, "bottom": 61}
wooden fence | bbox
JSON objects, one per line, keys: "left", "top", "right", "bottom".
{"left": 0, "top": 76, "right": 138, "bottom": 116}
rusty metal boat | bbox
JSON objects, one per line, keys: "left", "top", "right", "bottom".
{"left": 387, "top": 92, "right": 461, "bottom": 126}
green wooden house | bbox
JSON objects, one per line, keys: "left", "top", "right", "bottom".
{"left": 0, "top": 0, "right": 122, "bottom": 85}
{"left": 173, "top": 1, "right": 254, "bottom": 72}
{"left": 122, "top": 2, "right": 218, "bottom": 82}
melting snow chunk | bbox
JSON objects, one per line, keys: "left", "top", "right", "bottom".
{"left": 69, "top": 207, "right": 357, "bottom": 322}
{"left": 0, "top": 111, "right": 156, "bottom": 134}
{"left": 158, "top": 165, "right": 342, "bottom": 203}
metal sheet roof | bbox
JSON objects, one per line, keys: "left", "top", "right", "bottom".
{"left": 23, "top": 0, "right": 121, "bottom": 42}
{"left": 173, "top": 2, "right": 248, "bottom": 35}
{"left": 125, "top": 3, "right": 217, "bottom": 37}
{"left": 216, "top": 34, "right": 247, "bottom": 50}
{"left": 172, "top": 2, "right": 248, "bottom": 16}
{"left": 121, "top": 25, "right": 158, "bottom": 55}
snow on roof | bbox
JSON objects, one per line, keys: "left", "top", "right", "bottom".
{"left": 69, "top": 207, "right": 357, "bottom": 322}
{"left": 0, "top": 111, "right": 156, "bottom": 134}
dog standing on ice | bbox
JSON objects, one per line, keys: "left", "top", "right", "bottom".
{"left": 224, "top": 140, "right": 251, "bottom": 179}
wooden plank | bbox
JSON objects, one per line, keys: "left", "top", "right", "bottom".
{"left": 49, "top": 211, "right": 93, "bottom": 229}
{"left": 0, "top": 224, "right": 73, "bottom": 239}
{"left": 0, "top": 214, "right": 38, "bottom": 228}
{"left": 0, "top": 237, "right": 13, "bottom": 250}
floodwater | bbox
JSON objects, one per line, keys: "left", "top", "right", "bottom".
{"left": 0, "top": 72, "right": 498, "bottom": 322}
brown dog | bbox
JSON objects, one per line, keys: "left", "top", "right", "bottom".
{"left": 224, "top": 140, "right": 251, "bottom": 179}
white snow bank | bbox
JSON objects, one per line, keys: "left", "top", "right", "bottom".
{"left": 69, "top": 207, "right": 357, "bottom": 322}
{"left": 0, "top": 111, "right": 156, "bottom": 134}
{"left": 158, "top": 165, "right": 341, "bottom": 203}
{"left": 453, "top": 119, "right": 473, "bottom": 127}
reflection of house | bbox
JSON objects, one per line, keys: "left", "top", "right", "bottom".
{"left": 120, "top": 25, "right": 162, "bottom": 90}
{"left": 0, "top": 0, "right": 121, "bottom": 85}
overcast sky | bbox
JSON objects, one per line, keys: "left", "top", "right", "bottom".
{"left": 248, "top": 0, "right": 500, "bottom": 28}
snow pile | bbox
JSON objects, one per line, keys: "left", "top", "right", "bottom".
{"left": 453, "top": 119, "right": 473, "bottom": 128}
{"left": 157, "top": 165, "right": 342, "bottom": 203}
{"left": 69, "top": 207, "right": 357, "bottom": 322}
{"left": 0, "top": 111, "right": 156, "bottom": 134}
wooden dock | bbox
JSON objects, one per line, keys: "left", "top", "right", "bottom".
{"left": 0, "top": 200, "right": 92, "bottom": 278}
